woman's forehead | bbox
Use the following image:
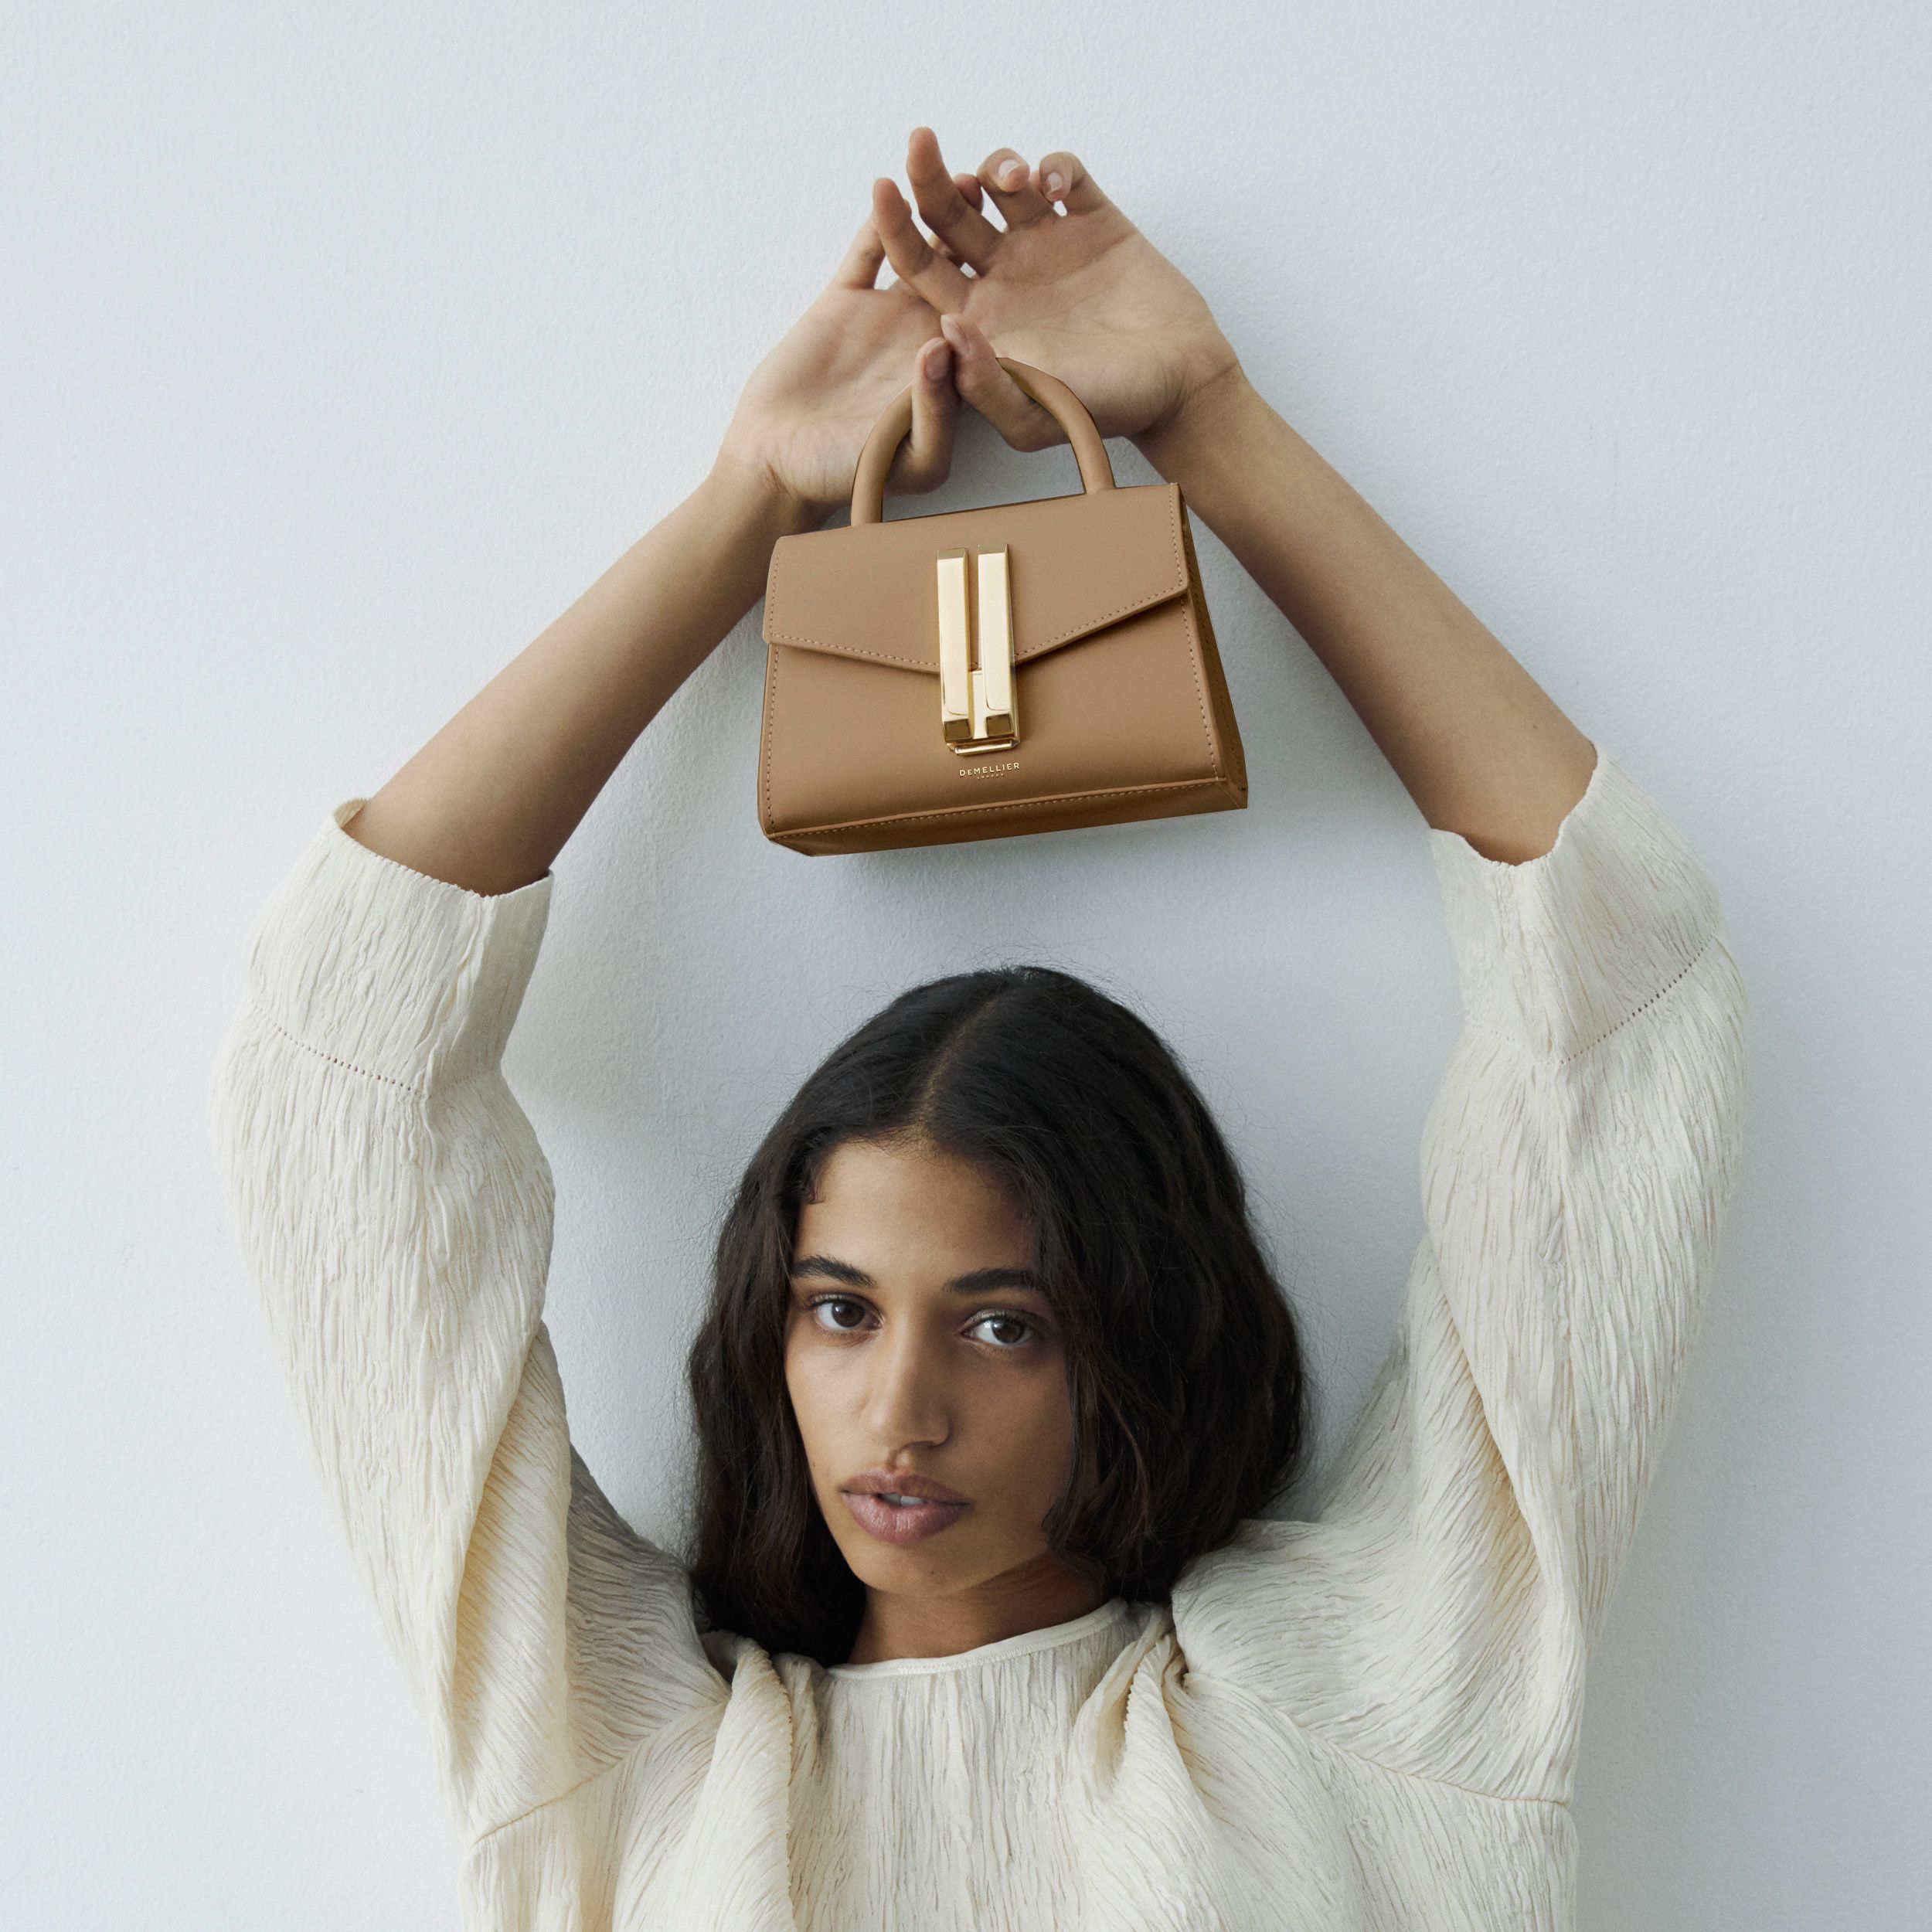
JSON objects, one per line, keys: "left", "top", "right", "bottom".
{"left": 795, "top": 1140, "right": 1035, "bottom": 1274}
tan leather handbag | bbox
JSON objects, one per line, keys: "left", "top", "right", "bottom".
{"left": 757, "top": 358, "right": 1247, "bottom": 855}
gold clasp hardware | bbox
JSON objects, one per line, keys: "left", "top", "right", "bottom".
{"left": 936, "top": 546, "right": 1019, "bottom": 753}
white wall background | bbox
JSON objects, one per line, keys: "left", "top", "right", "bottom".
{"left": 6, "top": 2, "right": 1927, "bottom": 1925}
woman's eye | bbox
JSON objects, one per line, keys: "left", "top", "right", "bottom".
{"left": 801, "top": 1298, "right": 1038, "bottom": 1349}
{"left": 808, "top": 1296, "right": 869, "bottom": 1332}
{"left": 969, "top": 1312, "right": 1037, "bottom": 1349}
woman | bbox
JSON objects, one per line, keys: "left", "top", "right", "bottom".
{"left": 210, "top": 130, "right": 1748, "bottom": 1931}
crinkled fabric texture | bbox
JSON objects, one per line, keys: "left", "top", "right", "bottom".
{"left": 209, "top": 748, "right": 1748, "bottom": 1931}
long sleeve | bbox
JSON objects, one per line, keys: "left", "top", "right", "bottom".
{"left": 208, "top": 802, "right": 723, "bottom": 1846}
{"left": 1169, "top": 748, "right": 1749, "bottom": 1802}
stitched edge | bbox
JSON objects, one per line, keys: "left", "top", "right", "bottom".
{"left": 764, "top": 583, "right": 1186, "bottom": 667}
{"left": 762, "top": 488, "right": 1188, "bottom": 667}
{"left": 322, "top": 813, "right": 554, "bottom": 907}
{"left": 1179, "top": 500, "right": 1246, "bottom": 793}
{"left": 243, "top": 998, "right": 498, "bottom": 1100}
{"left": 1173, "top": 509, "right": 1220, "bottom": 781}
{"left": 760, "top": 626, "right": 781, "bottom": 832}
{"left": 767, "top": 777, "right": 1233, "bottom": 848}
{"left": 1556, "top": 930, "right": 1721, "bottom": 1065}
{"left": 1457, "top": 929, "right": 1723, "bottom": 1068}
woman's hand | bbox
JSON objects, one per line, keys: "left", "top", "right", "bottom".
{"left": 869, "top": 128, "right": 1245, "bottom": 458}
{"left": 872, "top": 129, "right": 1596, "bottom": 862}
{"left": 351, "top": 217, "right": 979, "bottom": 893}
{"left": 715, "top": 217, "right": 969, "bottom": 525}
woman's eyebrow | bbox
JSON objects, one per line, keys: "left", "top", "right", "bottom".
{"left": 791, "top": 1256, "right": 1045, "bottom": 1294}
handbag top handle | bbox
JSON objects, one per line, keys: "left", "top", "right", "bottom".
{"left": 849, "top": 356, "right": 1119, "bottom": 526}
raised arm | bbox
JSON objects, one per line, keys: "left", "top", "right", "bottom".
{"left": 209, "top": 223, "right": 974, "bottom": 1848}
{"left": 1131, "top": 371, "right": 1599, "bottom": 862}
{"left": 343, "top": 216, "right": 971, "bottom": 893}
{"left": 872, "top": 128, "right": 1597, "bottom": 863}
{"left": 1171, "top": 755, "right": 1747, "bottom": 1799}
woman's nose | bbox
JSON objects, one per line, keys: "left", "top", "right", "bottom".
{"left": 859, "top": 1326, "right": 951, "bottom": 1445}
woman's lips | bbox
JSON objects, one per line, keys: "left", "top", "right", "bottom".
{"left": 842, "top": 1491, "right": 969, "bottom": 1545}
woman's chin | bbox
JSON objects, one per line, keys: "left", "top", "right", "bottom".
{"left": 833, "top": 1526, "right": 1018, "bottom": 1602}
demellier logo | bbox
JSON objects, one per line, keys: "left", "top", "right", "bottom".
{"left": 960, "top": 760, "right": 1020, "bottom": 777}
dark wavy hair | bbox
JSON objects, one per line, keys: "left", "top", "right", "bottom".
{"left": 681, "top": 961, "right": 1309, "bottom": 1667}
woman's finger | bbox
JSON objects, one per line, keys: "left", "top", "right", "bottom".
{"left": 871, "top": 177, "right": 971, "bottom": 311}
{"left": 890, "top": 335, "right": 961, "bottom": 493}
{"left": 893, "top": 335, "right": 961, "bottom": 489}
{"left": 829, "top": 218, "right": 887, "bottom": 291}
{"left": 937, "top": 312, "right": 1063, "bottom": 452}
{"left": 906, "top": 126, "right": 1004, "bottom": 270}
{"left": 978, "top": 148, "right": 1053, "bottom": 230}
{"left": 1032, "top": 148, "right": 1113, "bottom": 217}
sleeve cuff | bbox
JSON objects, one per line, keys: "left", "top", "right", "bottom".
{"left": 240, "top": 798, "right": 555, "bottom": 1094}
{"left": 1429, "top": 748, "right": 1723, "bottom": 1060}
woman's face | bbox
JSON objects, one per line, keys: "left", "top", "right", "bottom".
{"left": 784, "top": 1134, "right": 1079, "bottom": 1606}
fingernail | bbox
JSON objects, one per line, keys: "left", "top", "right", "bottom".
{"left": 1046, "top": 169, "right": 1065, "bottom": 196}
{"left": 940, "top": 312, "right": 966, "bottom": 348}
{"left": 923, "top": 340, "right": 951, "bottom": 377}
{"left": 999, "top": 158, "right": 1025, "bottom": 185}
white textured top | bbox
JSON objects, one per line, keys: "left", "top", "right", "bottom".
{"left": 209, "top": 749, "right": 1748, "bottom": 1932}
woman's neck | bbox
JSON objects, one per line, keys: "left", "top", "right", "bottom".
{"left": 842, "top": 1556, "right": 1112, "bottom": 1667}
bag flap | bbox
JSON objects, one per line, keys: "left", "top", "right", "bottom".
{"left": 763, "top": 479, "right": 1189, "bottom": 673}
